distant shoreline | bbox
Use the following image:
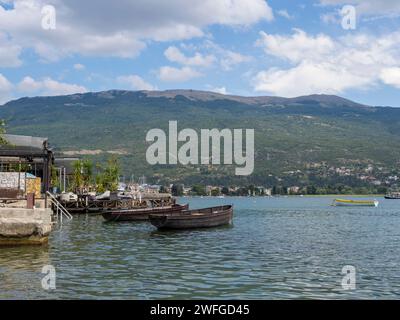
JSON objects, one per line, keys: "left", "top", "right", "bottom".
{"left": 299, "top": 194, "right": 385, "bottom": 197}
{"left": 179, "top": 194, "right": 385, "bottom": 198}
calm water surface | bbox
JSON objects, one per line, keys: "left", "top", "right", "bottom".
{"left": 1, "top": 196, "right": 400, "bottom": 299}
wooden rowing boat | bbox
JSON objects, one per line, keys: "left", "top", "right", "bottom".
{"left": 332, "top": 199, "right": 379, "bottom": 207}
{"left": 101, "top": 203, "right": 189, "bottom": 222}
{"left": 149, "top": 205, "right": 233, "bottom": 230}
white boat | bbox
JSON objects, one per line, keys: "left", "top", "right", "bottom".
{"left": 60, "top": 192, "right": 78, "bottom": 202}
{"left": 332, "top": 199, "right": 379, "bottom": 207}
{"left": 385, "top": 192, "right": 400, "bottom": 199}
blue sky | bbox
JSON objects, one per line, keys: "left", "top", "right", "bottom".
{"left": 1, "top": 0, "right": 400, "bottom": 106}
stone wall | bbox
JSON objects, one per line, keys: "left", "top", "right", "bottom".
{"left": 0, "top": 173, "right": 42, "bottom": 198}
{"left": 0, "top": 172, "right": 26, "bottom": 191}
{"left": 0, "top": 208, "right": 53, "bottom": 245}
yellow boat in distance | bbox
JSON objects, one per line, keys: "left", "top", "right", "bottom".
{"left": 332, "top": 199, "right": 379, "bottom": 207}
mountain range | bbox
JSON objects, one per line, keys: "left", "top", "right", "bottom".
{"left": 1, "top": 90, "right": 399, "bottom": 188}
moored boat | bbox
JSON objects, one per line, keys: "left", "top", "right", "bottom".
{"left": 385, "top": 192, "right": 400, "bottom": 199}
{"left": 149, "top": 205, "right": 233, "bottom": 230}
{"left": 101, "top": 203, "right": 189, "bottom": 222}
{"left": 332, "top": 199, "right": 379, "bottom": 207}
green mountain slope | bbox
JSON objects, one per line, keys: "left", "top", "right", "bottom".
{"left": 1, "top": 90, "right": 399, "bottom": 187}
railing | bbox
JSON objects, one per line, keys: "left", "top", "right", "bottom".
{"left": 46, "top": 191, "right": 73, "bottom": 223}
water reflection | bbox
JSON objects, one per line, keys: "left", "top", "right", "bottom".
{"left": 0, "top": 246, "right": 53, "bottom": 299}
{"left": 1, "top": 196, "right": 400, "bottom": 299}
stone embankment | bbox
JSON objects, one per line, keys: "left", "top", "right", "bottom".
{"left": 0, "top": 207, "right": 53, "bottom": 245}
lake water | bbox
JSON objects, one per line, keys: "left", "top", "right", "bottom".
{"left": 1, "top": 196, "right": 400, "bottom": 299}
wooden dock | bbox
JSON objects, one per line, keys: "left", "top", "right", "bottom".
{"left": 58, "top": 193, "right": 176, "bottom": 214}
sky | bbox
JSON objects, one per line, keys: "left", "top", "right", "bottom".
{"left": 1, "top": 0, "right": 400, "bottom": 106}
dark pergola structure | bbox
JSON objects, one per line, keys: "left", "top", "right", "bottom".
{"left": 0, "top": 134, "right": 54, "bottom": 204}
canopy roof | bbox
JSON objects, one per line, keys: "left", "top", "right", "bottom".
{"left": 0, "top": 134, "right": 51, "bottom": 158}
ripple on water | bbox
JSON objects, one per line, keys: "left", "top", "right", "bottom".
{"left": 1, "top": 197, "right": 400, "bottom": 299}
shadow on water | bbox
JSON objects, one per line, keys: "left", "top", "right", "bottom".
{"left": 148, "top": 224, "right": 234, "bottom": 237}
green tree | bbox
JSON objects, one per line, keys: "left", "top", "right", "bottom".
{"left": 221, "top": 187, "right": 230, "bottom": 195}
{"left": 171, "top": 184, "right": 184, "bottom": 196}
{"left": 248, "top": 185, "right": 255, "bottom": 196}
{"left": 191, "top": 184, "right": 207, "bottom": 196}
{"left": 377, "top": 186, "right": 388, "bottom": 195}
{"left": 82, "top": 159, "right": 94, "bottom": 187}
{"left": 71, "top": 160, "right": 84, "bottom": 192}
{"left": 0, "top": 120, "right": 9, "bottom": 145}
{"left": 70, "top": 159, "right": 95, "bottom": 193}
{"left": 96, "top": 156, "right": 120, "bottom": 192}
{"left": 306, "top": 185, "right": 317, "bottom": 195}
{"left": 51, "top": 165, "right": 60, "bottom": 190}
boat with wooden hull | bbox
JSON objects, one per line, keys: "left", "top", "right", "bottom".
{"left": 149, "top": 205, "right": 233, "bottom": 230}
{"left": 332, "top": 199, "right": 379, "bottom": 207}
{"left": 101, "top": 203, "right": 189, "bottom": 222}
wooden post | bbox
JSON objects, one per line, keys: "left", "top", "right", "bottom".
{"left": 43, "top": 155, "right": 49, "bottom": 207}
{"left": 59, "top": 167, "right": 62, "bottom": 191}
{"left": 63, "top": 167, "right": 66, "bottom": 192}
{"left": 27, "top": 193, "right": 35, "bottom": 209}
{"left": 17, "top": 160, "right": 21, "bottom": 196}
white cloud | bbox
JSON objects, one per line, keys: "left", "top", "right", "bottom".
{"left": 320, "top": 11, "right": 341, "bottom": 24}
{"left": 158, "top": 66, "right": 202, "bottom": 82}
{"left": 0, "top": 33, "right": 22, "bottom": 67}
{"left": 220, "top": 50, "right": 251, "bottom": 71}
{"left": 0, "top": 73, "right": 13, "bottom": 104}
{"left": 17, "top": 76, "right": 42, "bottom": 92}
{"left": 210, "top": 86, "right": 228, "bottom": 94}
{"left": 256, "top": 29, "right": 335, "bottom": 64}
{"left": 380, "top": 68, "right": 400, "bottom": 88}
{"left": 254, "top": 61, "right": 370, "bottom": 97}
{"left": 162, "top": 41, "right": 252, "bottom": 74}
{"left": 0, "top": 0, "right": 273, "bottom": 62}
{"left": 164, "top": 46, "right": 215, "bottom": 67}
{"left": 18, "top": 76, "right": 87, "bottom": 96}
{"left": 253, "top": 29, "right": 400, "bottom": 96}
{"left": 117, "top": 75, "right": 156, "bottom": 91}
{"left": 0, "top": 73, "right": 13, "bottom": 91}
{"left": 201, "top": 40, "right": 252, "bottom": 71}
{"left": 277, "top": 10, "right": 293, "bottom": 19}
{"left": 73, "top": 63, "right": 85, "bottom": 70}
